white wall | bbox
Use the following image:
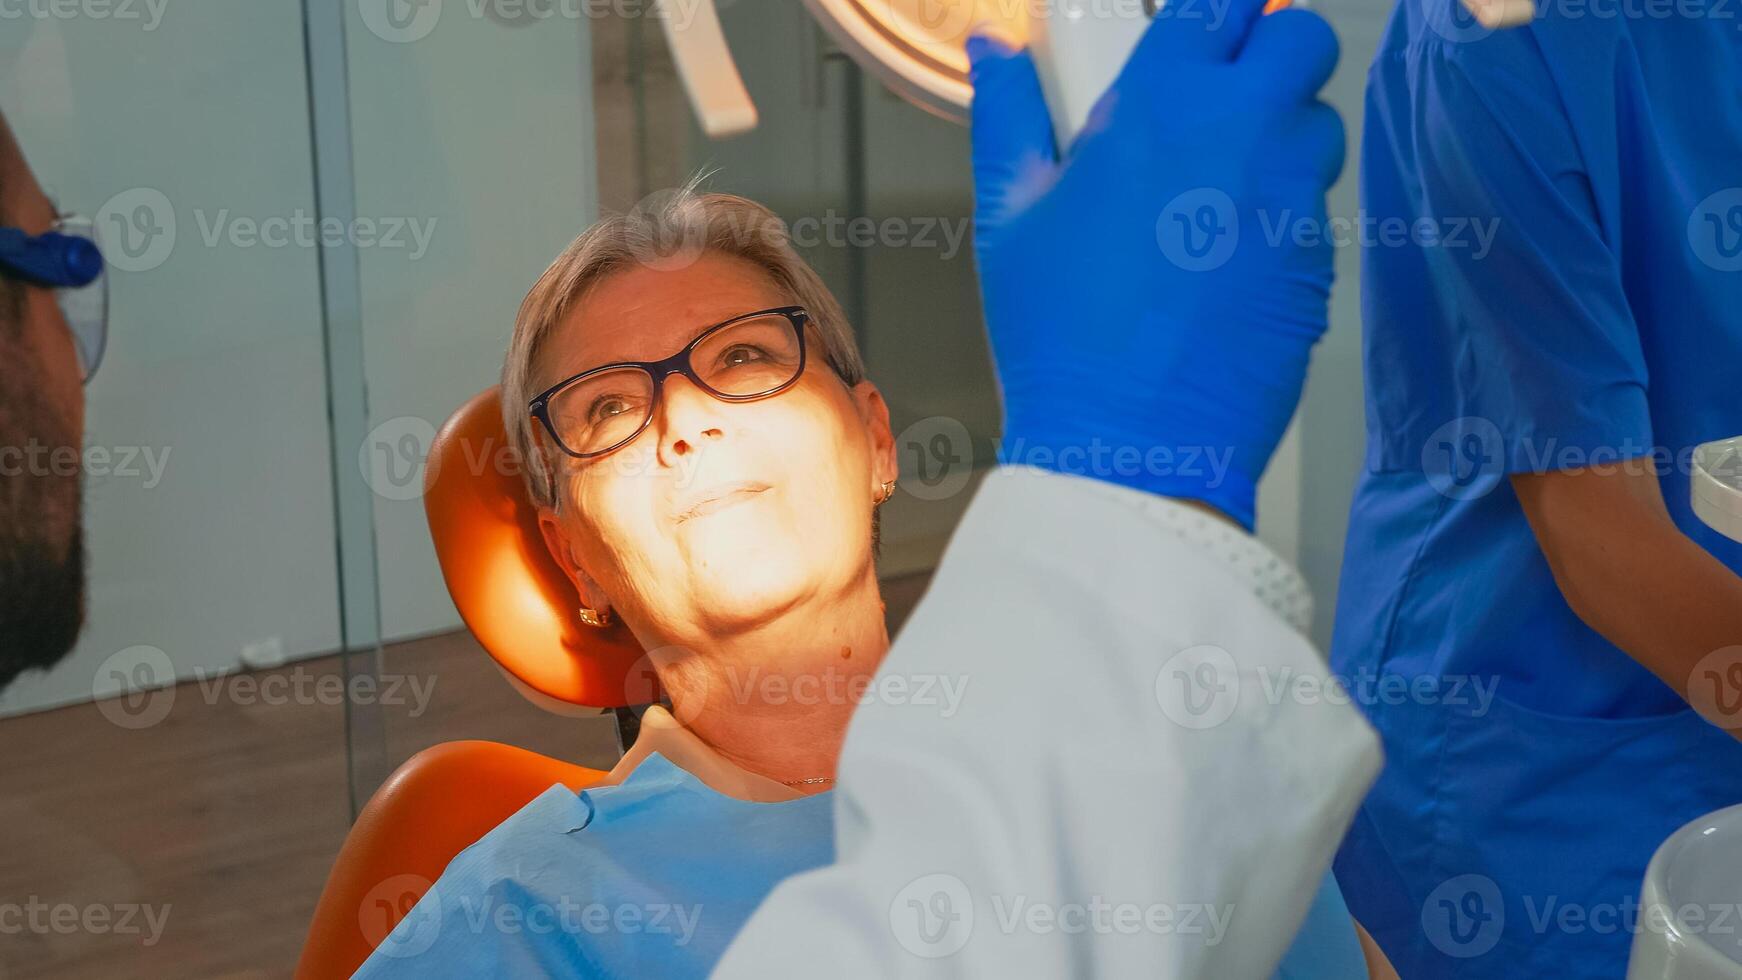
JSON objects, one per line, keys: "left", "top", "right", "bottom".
{"left": 0, "top": 2, "right": 342, "bottom": 716}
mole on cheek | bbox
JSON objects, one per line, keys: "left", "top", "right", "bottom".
{"left": 840, "top": 645, "right": 852, "bottom": 660}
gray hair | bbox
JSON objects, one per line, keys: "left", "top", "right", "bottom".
{"left": 501, "top": 180, "right": 867, "bottom": 508}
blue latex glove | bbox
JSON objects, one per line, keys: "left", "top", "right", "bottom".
{"left": 969, "top": 1, "right": 1344, "bottom": 528}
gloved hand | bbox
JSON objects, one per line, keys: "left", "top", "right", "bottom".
{"left": 969, "top": 0, "right": 1344, "bottom": 529}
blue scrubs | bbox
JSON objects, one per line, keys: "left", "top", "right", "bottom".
{"left": 353, "top": 753, "right": 1364, "bottom": 977}
{"left": 1335, "top": 0, "right": 1742, "bottom": 975}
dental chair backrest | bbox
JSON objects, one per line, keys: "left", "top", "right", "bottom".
{"left": 424, "top": 386, "right": 652, "bottom": 711}
{"left": 296, "top": 388, "right": 637, "bottom": 980}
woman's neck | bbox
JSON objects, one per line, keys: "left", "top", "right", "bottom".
{"left": 660, "top": 567, "right": 890, "bottom": 791}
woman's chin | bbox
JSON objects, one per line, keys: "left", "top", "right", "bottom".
{"left": 683, "top": 541, "right": 825, "bottom": 630}
{"left": 666, "top": 502, "right": 864, "bottom": 630}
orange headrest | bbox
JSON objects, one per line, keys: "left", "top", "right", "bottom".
{"left": 423, "top": 387, "right": 648, "bottom": 708}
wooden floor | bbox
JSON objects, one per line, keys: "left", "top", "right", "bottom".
{"left": 0, "top": 571, "right": 933, "bottom": 979}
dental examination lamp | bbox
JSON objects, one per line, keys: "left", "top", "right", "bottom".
{"left": 1693, "top": 437, "right": 1742, "bottom": 545}
{"left": 662, "top": 0, "right": 1284, "bottom": 147}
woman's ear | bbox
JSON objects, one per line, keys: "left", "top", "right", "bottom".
{"left": 851, "top": 380, "right": 899, "bottom": 491}
{"left": 537, "top": 506, "right": 612, "bottom": 616}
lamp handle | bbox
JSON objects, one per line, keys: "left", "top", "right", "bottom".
{"left": 657, "top": 0, "right": 759, "bottom": 138}
{"left": 1029, "top": 0, "right": 1293, "bottom": 148}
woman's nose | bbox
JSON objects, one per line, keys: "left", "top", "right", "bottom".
{"left": 654, "top": 372, "right": 726, "bottom": 463}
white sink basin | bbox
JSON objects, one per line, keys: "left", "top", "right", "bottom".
{"left": 1629, "top": 803, "right": 1742, "bottom": 978}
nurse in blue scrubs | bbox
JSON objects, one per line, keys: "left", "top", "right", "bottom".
{"left": 1333, "top": 0, "right": 1742, "bottom": 975}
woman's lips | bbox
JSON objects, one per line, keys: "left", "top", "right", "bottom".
{"left": 674, "top": 482, "right": 771, "bottom": 524}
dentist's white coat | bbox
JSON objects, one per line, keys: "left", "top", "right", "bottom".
{"left": 715, "top": 466, "right": 1383, "bottom": 978}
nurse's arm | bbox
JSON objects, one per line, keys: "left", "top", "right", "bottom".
{"left": 1513, "top": 465, "right": 1742, "bottom": 733}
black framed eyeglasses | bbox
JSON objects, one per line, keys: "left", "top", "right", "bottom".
{"left": 530, "top": 305, "right": 811, "bottom": 459}
{"left": 0, "top": 214, "right": 108, "bottom": 383}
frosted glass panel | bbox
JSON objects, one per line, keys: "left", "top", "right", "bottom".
{"left": 0, "top": 1, "right": 339, "bottom": 719}
{"left": 343, "top": 3, "right": 599, "bottom": 645}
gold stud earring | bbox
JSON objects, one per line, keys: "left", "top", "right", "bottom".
{"left": 876, "top": 480, "right": 896, "bottom": 504}
{"left": 578, "top": 606, "right": 613, "bottom": 628}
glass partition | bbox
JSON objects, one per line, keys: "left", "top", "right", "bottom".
{"left": 0, "top": 3, "right": 346, "bottom": 973}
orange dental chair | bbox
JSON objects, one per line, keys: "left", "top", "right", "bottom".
{"left": 294, "top": 387, "right": 655, "bottom": 979}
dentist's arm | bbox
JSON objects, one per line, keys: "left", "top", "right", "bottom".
{"left": 717, "top": 3, "right": 1378, "bottom": 976}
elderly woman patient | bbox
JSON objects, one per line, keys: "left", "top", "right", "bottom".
{"left": 350, "top": 188, "right": 898, "bottom": 977}
{"left": 350, "top": 188, "right": 1371, "bottom": 979}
